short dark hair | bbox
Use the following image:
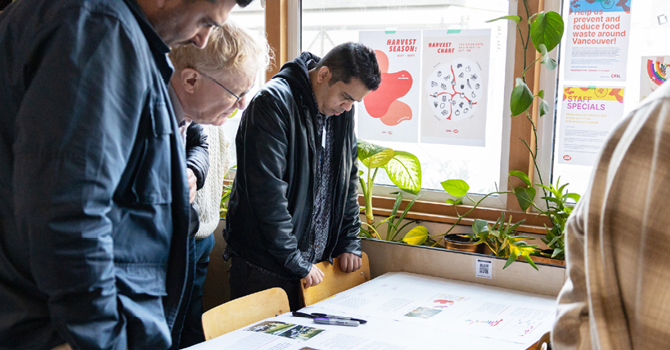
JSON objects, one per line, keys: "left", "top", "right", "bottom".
{"left": 317, "top": 42, "right": 381, "bottom": 91}
{"left": 236, "top": 0, "right": 253, "bottom": 7}
{"left": 202, "top": 0, "right": 252, "bottom": 7}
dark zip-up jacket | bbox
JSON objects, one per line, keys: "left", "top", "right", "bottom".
{"left": 224, "top": 52, "right": 361, "bottom": 279}
{"left": 0, "top": 0, "right": 190, "bottom": 348}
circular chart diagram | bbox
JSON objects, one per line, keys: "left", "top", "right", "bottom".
{"left": 426, "top": 58, "right": 483, "bottom": 122}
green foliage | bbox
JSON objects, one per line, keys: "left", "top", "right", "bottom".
{"left": 530, "top": 11, "right": 565, "bottom": 53}
{"left": 357, "top": 139, "right": 422, "bottom": 228}
{"left": 402, "top": 226, "right": 429, "bottom": 245}
{"left": 359, "top": 191, "right": 423, "bottom": 243}
{"left": 493, "top": 7, "right": 564, "bottom": 117}
{"left": 509, "top": 172, "right": 578, "bottom": 260}
{"left": 219, "top": 166, "right": 236, "bottom": 219}
{"left": 441, "top": 179, "right": 469, "bottom": 198}
{"left": 470, "top": 213, "right": 539, "bottom": 270}
{"left": 431, "top": 179, "right": 510, "bottom": 249}
{"left": 492, "top": 3, "right": 576, "bottom": 261}
{"left": 510, "top": 78, "right": 534, "bottom": 117}
{"left": 513, "top": 186, "right": 536, "bottom": 212}
{"left": 383, "top": 151, "right": 422, "bottom": 195}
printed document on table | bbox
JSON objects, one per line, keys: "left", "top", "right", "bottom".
{"left": 185, "top": 313, "right": 433, "bottom": 350}
{"left": 307, "top": 272, "right": 555, "bottom": 344}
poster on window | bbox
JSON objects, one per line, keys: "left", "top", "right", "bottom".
{"left": 640, "top": 56, "right": 668, "bottom": 101}
{"left": 558, "top": 86, "right": 625, "bottom": 166}
{"left": 564, "top": 0, "right": 632, "bottom": 82}
{"left": 419, "top": 29, "right": 490, "bottom": 147}
{"left": 358, "top": 30, "right": 421, "bottom": 143}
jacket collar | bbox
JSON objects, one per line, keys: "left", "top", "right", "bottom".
{"left": 274, "top": 52, "right": 321, "bottom": 117}
{"left": 122, "top": 0, "right": 174, "bottom": 84}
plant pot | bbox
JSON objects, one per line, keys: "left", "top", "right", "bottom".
{"left": 444, "top": 234, "right": 486, "bottom": 254}
{"left": 530, "top": 249, "right": 566, "bottom": 266}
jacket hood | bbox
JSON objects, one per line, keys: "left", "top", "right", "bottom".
{"left": 274, "top": 52, "right": 321, "bottom": 115}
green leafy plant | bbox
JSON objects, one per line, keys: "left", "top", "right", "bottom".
{"left": 431, "top": 179, "right": 510, "bottom": 246}
{"left": 487, "top": 5, "right": 564, "bottom": 198}
{"left": 470, "top": 213, "right": 539, "bottom": 270}
{"left": 529, "top": 177, "right": 579, "bottom": 260}
{"left": 487, "top": 4, "right": 578, "bottom": 259}
{"left": 219, "top": 166, "right": 236, "bottom": 219}
{"left": 359, "top": 191, "right": 428, "bottom": 245}
{"left": 357, "top": 139, "right": 421, "bottom": 239}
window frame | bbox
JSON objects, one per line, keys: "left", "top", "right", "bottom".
{"left": 265, "top": 0, "right": 556, "bottom": 232}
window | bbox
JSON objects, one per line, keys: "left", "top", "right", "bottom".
{"left": 222, "top": 1, "right": 266, "bottom": 166}
{"left": 300, "top": 1, "right": 521, "bottom": 208}
{"left": 254, "top": 1, "right": 570, "bottom": 227}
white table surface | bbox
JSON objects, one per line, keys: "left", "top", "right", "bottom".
{"left": 186, "top": 272, "right": 556, "bottom": 350}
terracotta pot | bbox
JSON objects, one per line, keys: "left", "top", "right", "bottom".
{"left": 444, "top": 234, "right": 486, "bottom": 254}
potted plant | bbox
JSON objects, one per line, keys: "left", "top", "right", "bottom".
{"left": 485, "top": 4, "right": 576, "bottom": 262}
{"left": 470, "top": 213, "right": 539, "bottom": 270}
{"left": 434, "top": 179, "right": 510, "bottom": 254}
{"left": 490, "top": 5, "right": 577, "bottom": 255}
{"left": 356, "top": 139, "right": 426, "bottom": 244}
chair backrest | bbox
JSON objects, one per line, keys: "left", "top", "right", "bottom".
{"left": 529, "top": 331, "right": 551, "bottom": 350}
{"left": 300, "top": 251, "right": 370, "bottom": 307}
{"left": 201, "top": 287, "right": 290, "bottom": 340}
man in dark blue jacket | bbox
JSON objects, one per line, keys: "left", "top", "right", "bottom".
{"left": 225, "top": 42, "right": 381, "bottom": 310}
{"left": 0, "top": 0, "right": 251, "bottom": 348}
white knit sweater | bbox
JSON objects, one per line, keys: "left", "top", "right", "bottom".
{"left": 194, "top": 125, "right": 231, "bottom": 239}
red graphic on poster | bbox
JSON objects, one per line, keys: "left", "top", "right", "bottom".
{"left": 363, "top": 50, "right": 414, "bottom": 126}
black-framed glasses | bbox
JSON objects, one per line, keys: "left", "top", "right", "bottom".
{"left": 199, "top": 71, "right": 252, "bottom": 104}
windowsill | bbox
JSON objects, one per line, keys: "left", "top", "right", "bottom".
{"left": 359, "top": 194, "right": 553, "bottom": 235}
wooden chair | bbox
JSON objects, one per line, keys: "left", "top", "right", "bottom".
{"left": 201, "top": 287, "right": 290, "bottom": 340}
{"left": 300, "top": 252, "right": 370, "bottom": 306}
{"left": 527, "top": 331, "right": 551, "bottom": 350}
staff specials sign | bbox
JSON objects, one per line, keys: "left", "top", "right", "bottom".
{"left": 557, "top": 86, "right": 625, "bottom": 165}
{"left": 564, "top": 0, "right": 632, "bottom": 82}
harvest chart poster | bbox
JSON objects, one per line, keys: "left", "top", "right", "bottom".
{"left": 564, "top": 0, "right": 632, "bottom": 82}
{"left": 359, "top": 31, "right": 421, "bottom": 143}
{"left": 640, "top": 56, "right": 668, "bottom": 101}
{"left": 420, "top": 29, "right": 490, "bottom": 146}
{"left": 558, "top": 86, "right": 625, "bottom": 166}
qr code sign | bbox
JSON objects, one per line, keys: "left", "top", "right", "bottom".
{"left": 476, "top": 258, "right": 493, "bottom": 279}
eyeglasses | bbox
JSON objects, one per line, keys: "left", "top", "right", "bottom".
{"left": 199, "top": 71, "right": 252, "bottom": 104}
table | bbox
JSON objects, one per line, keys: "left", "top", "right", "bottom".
{"left": 186, "top": 272, "right": 556, "bottom": 350}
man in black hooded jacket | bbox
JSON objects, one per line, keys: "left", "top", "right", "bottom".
{"left": 224, "top": 42, "right": 381, "bottom": 310}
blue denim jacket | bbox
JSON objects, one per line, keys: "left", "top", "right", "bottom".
{"left": 0, "top": 0, "right": 190, "bottom": 348}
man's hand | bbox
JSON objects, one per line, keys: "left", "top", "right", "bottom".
{"left": 338, "top": 253, "right": 362, "bottom": 273}
{"left": 186, "top": 168, "right": 197, "bottom": 203}
{"left": 303, "top": 264, "right": 324, "bottom": 288}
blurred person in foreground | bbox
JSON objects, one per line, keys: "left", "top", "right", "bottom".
{"left": 0, "top": 0, "right": 252, "bottom": 348}
{"left": 553, "top": 81, "right": 670, "bottom": 349}
{"left": 224, "top": 42, "right": 381, "bottom": 310}
{"left": 168, "top": 22, "right": 271, "bottom": 348}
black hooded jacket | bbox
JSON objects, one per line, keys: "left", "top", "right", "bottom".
{"left": 224, "top": 52, "right": 362, "bottom": 279}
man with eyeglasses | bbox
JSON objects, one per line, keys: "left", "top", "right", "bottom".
{"left": 0, "top": 0, "right": 252, "bottom": 349}
{"left": 167, "top": 22, "right": 270, "bottom": 348}
{"left": 224, "top": 42, "right": 382, "bottom": 310}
